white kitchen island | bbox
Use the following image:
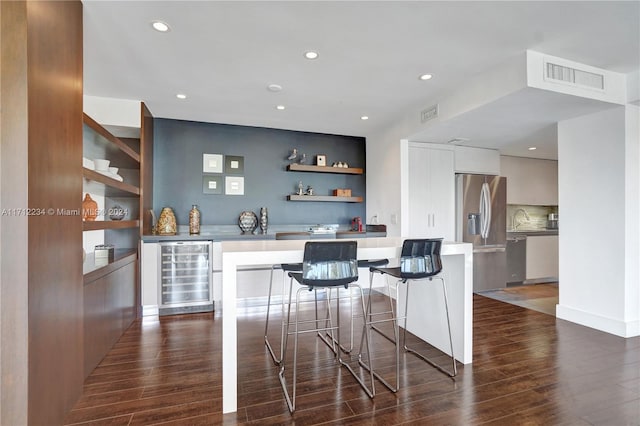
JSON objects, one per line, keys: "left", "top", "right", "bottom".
{"left": 220, "top": 237, "right": 473, "bottom": 413}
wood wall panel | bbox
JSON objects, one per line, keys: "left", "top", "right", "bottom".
{"left": 0, "top": 2, "right": 30, "bottom": 425}
{"left": 84, "top": 260, "right": 137, "bottom": 378}
{"left": 25, "top": 1, "right": 84, "bottom": 425}
{"left": 140, "top": 103, "right": 154, "bottom": 236}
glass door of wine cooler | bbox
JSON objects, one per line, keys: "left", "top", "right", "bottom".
{"left": 158, "top": 241, "right": 213, "bottom": 315}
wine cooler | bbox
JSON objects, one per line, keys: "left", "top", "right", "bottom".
{"left": 158, "top": 241, "right": 213, "bottom": 315}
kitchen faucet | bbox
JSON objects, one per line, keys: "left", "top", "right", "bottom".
{"left": 512, "top": 208, "right": 530, "bottom": 230}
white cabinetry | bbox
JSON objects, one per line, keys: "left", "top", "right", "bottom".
{"left": 407, "top": 144, "right": 455, "bottom": 240}
{"left": 501, "top": 156, "right": 558, "bottom": 205}
{"left": 141, "top": 242, "right": 159, "bottom": 310}
{"left": 454, "top": 146, "right": 500, "bottom": 175}
{"left": 526, "top": 235, "right": 559, "bottom": 281}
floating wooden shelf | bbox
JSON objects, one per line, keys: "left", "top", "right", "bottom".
{"left": 83, "top": 168, "right": 140, "bottom": 197}
{"left": 83, "top": 113, "right": 140, "bottom": 165}
{"left": 83, "top": 220, "right": 139, "bottom": 231}
{"left": 286, "top": 164, "right": 363, "bottom": 175}
{"left": 287, "top": 195, "right": 363, "bottom": 203}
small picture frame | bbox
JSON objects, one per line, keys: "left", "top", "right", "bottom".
{"left": 203, "top": 153, "right": 224, "bottom": 173}
{"left": 225, "top": 176, "right": 245, "bottom": 195}
{"left": 316, "top": 154, "right": 327, "bottom": 166}
{"left": 203, "top": 176, "right": 223, "bottom": 194}
{"left": 225, "top": 155, "right": 244, "bottom": 174}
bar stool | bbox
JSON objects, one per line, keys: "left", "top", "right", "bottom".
{"left": 334, "top": 231, "right": 388, "bottom": 352}
{"left": 359, "top": 238, "right": 457, "bottom": 394}
{"left": 278, "top": 241, "right": 374, "bottom": 412}
{"left": 265, "top": 232, "right": 336, "bottom": 364}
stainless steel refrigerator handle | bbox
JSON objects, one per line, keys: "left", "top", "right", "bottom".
{"left": 473, "top": 247, "right": 506, "bottom": 253}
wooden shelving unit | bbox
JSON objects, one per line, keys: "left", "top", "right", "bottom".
{"left": 82, "top": 168, "right": 140, "bottom": 197}
{"left": 82, "top": 112, "right": 141, "bottom": 278}
{"left": 287, "top": 195, "right": 363, "bottom": 203}
{"left": 286, "top": 163, "right": 363, "bottom": 175}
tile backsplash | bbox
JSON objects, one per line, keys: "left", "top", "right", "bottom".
{"left": 507, "top": 204, "right": 558, "bottom": 231}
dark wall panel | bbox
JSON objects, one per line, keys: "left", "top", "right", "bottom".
{"left": 153, "top": 119, "right": 366, "bottom": 227}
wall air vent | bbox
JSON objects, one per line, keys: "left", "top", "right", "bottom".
{"left": 420, "top": 104, "right": 439, "bottom": 123}
{"left": 545, "top": 62, "right": 604, "bottom": 91}
{"left": 447, "top": 137, "right": 470, "bottom": 145}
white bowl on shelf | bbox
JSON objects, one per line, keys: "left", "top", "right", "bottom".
{"left": 108, "top": 166, "right": 119, "bottom": 175}
{"left": 94, "top": 159, "right": 110, "bottom": 171}
{"left": 82, "top": 157, "right": 95, "bottom": 170}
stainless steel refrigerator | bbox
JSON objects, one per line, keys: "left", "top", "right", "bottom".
{"left": 456, "top": 174, "right": 507, "bottom": 292}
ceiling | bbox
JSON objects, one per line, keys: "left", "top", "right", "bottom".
{"left": 83, "top": 1, "right": 640, "bottom": 160}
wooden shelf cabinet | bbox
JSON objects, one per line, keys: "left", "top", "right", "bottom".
{"left": 82, "top": 111, "right": 142, "bottom": 278}
{"left": 286, "top": 163, "right": 364, "bottom": 203}
{"left": 287, "top": 195, "right": 363, "bottom": 203}
{"left": 286, "top": 163, "right": 363, "bottom": 175}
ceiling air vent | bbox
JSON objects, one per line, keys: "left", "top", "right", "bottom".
{"left": 420, "top": 104, "right": 439, "bottom": 123}
{"left": 545, "top": 62, "right": 604, "bottom": 90}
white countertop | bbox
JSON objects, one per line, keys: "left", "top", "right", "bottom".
{"left": 219, "top": 237, "right": 473, "bottom": 413}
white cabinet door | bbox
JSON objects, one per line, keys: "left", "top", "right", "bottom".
{"left": 408, "top": 145, "right": 455, "bottom": 240}
{"left": 501, "top": 156, "right": 558, "bottom": 205}
{"left": 141, "top": 242, "right": 159, "bottom": 307}
{"left": 454, "top": 146, "right": 500, "bottom": 175}
{"left": 526, "top": 235, "right": 559, "bottom": 280}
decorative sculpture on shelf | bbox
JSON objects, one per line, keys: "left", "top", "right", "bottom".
{"left": 82, "top": 193, "right": 98, "bottom": 221}
{"left": 297, "top": 181, "right": 304, "bottom": 195}
{"left": 238, "top": 211, "right": 258, "bottom": 234}
{"left": 287, "top": 148, "right": 298, "bottom": 163}
{"left": 259, "top": 207, "right": 268, "bottom": 234}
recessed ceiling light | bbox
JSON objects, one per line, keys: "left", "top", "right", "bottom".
{"left": 304, "top": 51, "right": 319, "bottom": 60}
{"left": 276, "top": 105, "right": 285, "bottom": 110}
{"left": 176, "top": 93, "right": 187, "bottom": 99}
{"left": 419, "top": 74, "right": 433, "bottom": 81}
{"left": 528, "top": 146, "right": 537, "bottom": 151}
{"left": 151, "top": 21, "right": 170, "bottom": 32}
{"left": 360, "top": 116, "right": 369, "bottom": 120}
{"left": 267, "top": 84, "right": 283, "bottom": 92}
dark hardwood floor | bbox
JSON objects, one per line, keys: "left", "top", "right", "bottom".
{"left": 65, "top": 293, "right": 640, "bottom": 425}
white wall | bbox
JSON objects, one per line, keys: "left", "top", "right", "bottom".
{"left": 84, "top": 95, "right": 141, "bottom": 128}
{"left": 557, "top": 105, "right": 639, "bottom": 337}
{"left": 366, "top": 119, "right": 412, "bottom": 237}
{"left": 366, "top": 54, "right": 527, "bottom": 237}
{"left": 624, "top": 104, "right": 640, "bottom": 333}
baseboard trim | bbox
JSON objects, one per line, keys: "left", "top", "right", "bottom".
{"left": 556, "top": 304, "right": 640, "bottom": 337}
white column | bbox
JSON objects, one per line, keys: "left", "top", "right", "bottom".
{"left": 557, "top": 105, "right": 640, "bottom": 337}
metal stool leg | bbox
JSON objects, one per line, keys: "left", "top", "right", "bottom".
{"left": 265, "top": 265, "right": 289, "bottom": 365}
{"left": 370, "top": 272, "right": 399, "bottom": 344}
{"left": 357, "top": 270, "right": 401, "bottom": 393}
{"left": 279, "top": 284, "right": 343, "bottom": 413}
{"left": 278, "top": 277, "right": 296, "bottom": 412}
{"left": 339, "top": 284, "right": 375, "bottom": 398}
{"left": 402, "top": 276, "right": 457, "bottom": 378}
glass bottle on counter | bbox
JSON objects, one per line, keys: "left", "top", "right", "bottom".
{"left": 189, "top": 204, "right": 201, "bottom": 235}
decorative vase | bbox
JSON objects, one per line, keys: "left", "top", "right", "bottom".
{"left": 259, "top": 207, "right": 268, "bottom": 234}
{"left": 156, "top": 207, "right": 177, "bottom": 235}
{"left": 82, "top": 193, "right": 98, "bottom": 221}
{"left": 238, "top": 211, "right": 258, "bottom": 234}
{"left": 108, "top": 204, "right": 126, "bottom": 221}
{"left": 189, "top": 204, "right": 201, "bottom": 235}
